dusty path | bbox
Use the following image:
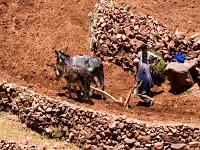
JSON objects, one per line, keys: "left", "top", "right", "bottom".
{"left": 0, "top": 0, "right": 200, "bottom": 126}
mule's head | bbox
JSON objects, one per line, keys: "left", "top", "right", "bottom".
{"left": 54, "top": 50, "right": 70, "bottom": 66}
{"left": 54, "top": 64, "right": 65, "bottom": 81}
{"left": 48, "top": 63, "right": 64, "bottom": 81}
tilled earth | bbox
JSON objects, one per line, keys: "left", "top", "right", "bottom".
{"left": 0, "top": 0, "right": 200, "bottom": 125}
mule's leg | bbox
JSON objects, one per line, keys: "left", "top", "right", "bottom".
{"left": 74, "top": 86, "right": 82, "bottom": 100}
{"left": 96, "top": 71, "right": 105, "bottom": 100}
{"left": 67, "top": 82, "right": 72, "bottom": 98}
{"left": 82, "top": 80, "right": 93, "bottom": 105}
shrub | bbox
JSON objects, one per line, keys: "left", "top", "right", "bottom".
{"left": 152, "top": 59, "right": 165, "bottom": 76}
{"left": 52, "top": 127, "right": 63, "bottom": 139}
{"left": 150, "top": 49, "right": 166, "bottom": 76}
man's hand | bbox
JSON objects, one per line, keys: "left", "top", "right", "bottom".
{"left": 151, "top": 58, "right": 161, "bottom": 69}
{"left": 134, "top": 74, "right": 137, "bottom": 81}
{"left": 138, "top": 80, "right": 142, "bottom": 88}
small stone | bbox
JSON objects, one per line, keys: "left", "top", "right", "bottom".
{"left": 108, "top": 121, "right": 117, "bottom": 129}
{"left": 189, "top": 142, "right": 200, "bottom": 148}
{"left": 153, "top": 141, "right": 164, "bottom": 150}
{"left": 124, "top": 137, "right": 136, "bottom": 145}
{"left": 170, "top": 143, "right": 187, "bottom": 150}
{"left": 118, "top": 122, "right": 125, "bottom": 129}
{"left": 53, "top": 142, "right": 61, "bottom": 149}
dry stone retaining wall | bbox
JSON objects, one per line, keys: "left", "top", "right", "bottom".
{"left": 0, "top": 81, "right": 200, "bottom": 150}
{"left": 0, "top": 139, "right": 43, "bottom": 150}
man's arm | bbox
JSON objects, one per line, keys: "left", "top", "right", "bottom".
{"left": 137, "top": 51, "right": 142, "bottom": 62}
{"left": 148, "top": 51, "right": 161, "bottom": 67}
{"left": 148, "top": 51, "right": 161, "bottom": 61}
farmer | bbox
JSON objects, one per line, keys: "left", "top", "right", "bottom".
{"left": 133, "top": 58, "right": 154, "bottom": 106}
{"left": 137, "top": 43, "right": 161, "bottom": 68}
{"left": 133, "top": 43, "right": 162, "bottom": 106}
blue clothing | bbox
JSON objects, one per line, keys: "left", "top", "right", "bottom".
{"left": 172, "top": 53, "right": 186, "bottom": 63}
{"left": 138, "top": 63, "right": 153, "bottom": 91}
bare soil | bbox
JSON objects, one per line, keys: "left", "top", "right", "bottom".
{"left": 0, "top": 0, "right": 200, "bottom": 126}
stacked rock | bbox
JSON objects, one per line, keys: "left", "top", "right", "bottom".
{"left": 0, "top": 139, "right": 43, "bottom": 150}
{"left": 0, "top": 81, "right": 200, "bottom": 149}
{"left": 89, "top": 0, "right": 200, "bottom": 71}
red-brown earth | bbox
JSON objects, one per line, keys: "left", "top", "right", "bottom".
{"left": 0, "top": 0, "right": 200, "bottom": 126}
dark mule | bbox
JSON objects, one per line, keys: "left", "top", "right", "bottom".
{"left": 54, "top": 49, "right": 105, "bottom": 99}
{"left": 50, "top": 63, "right": 93, "bottom": 104}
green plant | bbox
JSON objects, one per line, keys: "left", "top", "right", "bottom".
{"left": 0, "top": 106, "right": 3, "bottom": 112}
{"left": 52, "top": 127, "right": 63, "bottom": 139}
{"left": 87, "top": 10, "right": 98, "bottom": 50}
{"left": 150, "top": 49, "right": 165, "bottom": 76}
{"left": 23, "top": 94, "right": 31, "bottom": 101}
{"left": 152, "top": 59, "right": 165, "bottom": 76}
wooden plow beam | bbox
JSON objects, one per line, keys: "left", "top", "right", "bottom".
{"left": 90, "top": 86, "right": 123, "bottom": 104}
{"left": 90, "top": 84, "right": 138, "bottom": 109}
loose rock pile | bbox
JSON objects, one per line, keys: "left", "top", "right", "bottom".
{"left": 89, "top": 0, "right": 200, "bottom": 71}
{"left": 0, "top": 139, "right": 43, "bottom": 150}
{"left": 1, "top": 81, "right": 200, "bottom": 150}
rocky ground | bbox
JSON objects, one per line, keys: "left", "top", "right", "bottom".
{"left": 0, "top": 0, "right": 200, "bottom": 129}
{"left": 0, "top": 139, "right": 43, "bottom": 150}
{"left": 1, "top": 82, "right": 200, "bottom": 150}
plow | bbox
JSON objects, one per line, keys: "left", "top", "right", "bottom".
{"left": 90, "top": 83, "right": 138, "bottom": 109}
{"left": 47, "top": 62, "right": 138, "bottom": 108}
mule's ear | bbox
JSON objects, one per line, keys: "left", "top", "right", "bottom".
{"left": 47, "top": 63, "right": 55, "bottom": 68}
{"left": 54, "top": 50, "right": 59, "bottom": 55}
{"left": 60, "top": 46, "right": 68, "bottom": 53}
{"left": 60, "top": 50, "right": 65, "bottom": 54}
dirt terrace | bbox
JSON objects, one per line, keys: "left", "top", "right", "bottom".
{"left": 0, "top": 0, "right": 200, "bottom": 125}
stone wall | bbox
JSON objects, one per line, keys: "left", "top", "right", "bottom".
{"left": 0, "top": 139, "right": 43, "bottom": 150}
{"left": 89, "top": 0, "right": 200, "bottom": 72}
{"left": 0, "top": 81, "right": 200, "bottom": 150}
